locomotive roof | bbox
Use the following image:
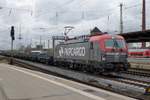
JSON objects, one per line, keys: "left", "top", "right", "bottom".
{"left": 58, "top": 34, "right": 124, "bottom": 45}
{"left": 60, "top": 38, "right": 88, "bottom": 44}
{"left": 90, "top": 34, "right": 124, "bottom": 42}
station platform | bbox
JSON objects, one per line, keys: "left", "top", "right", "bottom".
{"left": 0, "top": 63, "right": 136, "bottom": 100}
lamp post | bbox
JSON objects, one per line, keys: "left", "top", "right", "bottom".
{"left": 142, "top": 0, "right": 146, "bottom": 48}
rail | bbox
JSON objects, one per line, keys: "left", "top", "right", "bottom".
{"left": 10, "top": 58, "right": 150, "bottom": 100}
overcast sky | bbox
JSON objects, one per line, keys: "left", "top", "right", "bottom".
{"left": 0, "top": 0, "right": 150, "bottom": 49}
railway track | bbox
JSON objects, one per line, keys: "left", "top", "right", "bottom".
{"left": 108, "top": 68, "right": 150, "bottom": 89}
{"left": 120, "top": 70, "right": 150, "bottom": 77}
{"left": 129, "top": 68, "right": 150, "bottom": 74}
{"left": 8, "top": 58, "right": 150, "bottom": 100}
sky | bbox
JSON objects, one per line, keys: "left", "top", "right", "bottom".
{"left": 0, "top": 0, "right": 150, "bottom": 49}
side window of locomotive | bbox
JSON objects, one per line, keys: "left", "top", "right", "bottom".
{"left": 90, "top": 42, "right": 93, "bottom": 49}
{"left": 105, "top": 39, "right": 113, "bottom": 48}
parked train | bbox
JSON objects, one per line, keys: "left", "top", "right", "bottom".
{"left": 128, "top": 48, "right": 150, "bottom": 58}
{"left": 1, "top": 28, "right": 130, "bottom": 73}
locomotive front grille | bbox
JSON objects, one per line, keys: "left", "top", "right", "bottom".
{"left": 105, "top": 53, "right": 127, "bottom": 62}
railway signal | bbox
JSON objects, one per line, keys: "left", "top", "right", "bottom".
{"left": 11, "top": 26, "right": 15, "bottom": 40}
{"left": 10, "top": 26, "right": 15, "bottom": 64}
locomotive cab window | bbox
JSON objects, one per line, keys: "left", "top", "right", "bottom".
{"left": 105, "top": 40, "right": 114, "bottom": 48}
{"left": 105, "top": 39, "right": 126, "bottom": 48}
{"left": 90, "top": 42, "right": 93, "bottom": 49}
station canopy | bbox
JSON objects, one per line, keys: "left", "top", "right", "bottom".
{"left": 119, "top": 30, "right": 150, "bottom": 43}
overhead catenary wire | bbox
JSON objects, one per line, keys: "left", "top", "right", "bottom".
{"left": 0, "top": 28, "right": 9, "bottom": 33}
{"left": 124, "top": 3, "right": 142, "bottom": 10}
{"left": 34, "top": 2, "right": 143, "bottom": 23}
{"left": 35, "top": 6, "right": 119, "bottom": 18}
{"left": 1, "top": 1, "right": 148, "bottom": 38}
{"left": 0, "top": 6, "right": 33, "bottom": 17}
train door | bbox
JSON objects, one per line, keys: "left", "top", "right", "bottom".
{"left": 89, "top": 42, "right": 94, "bottom": 61}
{"left": 89, "top": 42, "right": 100, "bottom": 61}
{"left": 94, "top": 42, "right": 100, "bottom": 61}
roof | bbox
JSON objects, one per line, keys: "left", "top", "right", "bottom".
{"left": 90, "top": 34, "right": 124, "bottom": 42}
{"left": 90, "top": 27, "right": 104, "bottom": 35}
{"left": 90, "top": 27, "right": 102, "bottom": 33}
{"left": 119, "top": 30, "right": 150, "bottom": 43}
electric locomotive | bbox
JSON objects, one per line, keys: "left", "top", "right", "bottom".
{"left": 54, "top": 28, "right": 129, "bottom": 73}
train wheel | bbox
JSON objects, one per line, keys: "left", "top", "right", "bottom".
{"left": 82, "top": 65, "right": 87, "bottom": 72}
{"left": 87, "top": 65, "right": 94, "bottom": 73}
{"left": 123, "top": 67, "right": 128, "bottom": 71}
{"left": 94, "top": 69, "right": 99, "bottom": 75}
{"left": 69, "top": 63, "right": 74, "bottom": 69}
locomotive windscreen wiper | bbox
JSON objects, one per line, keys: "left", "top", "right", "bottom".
{"left": 112, "top": 39, "right": 119, "bottom": 49}
{"left": 112, "top": 39, "right": 124, "bottom": 52}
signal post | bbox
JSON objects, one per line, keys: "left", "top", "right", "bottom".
{"left": 10, "top": 26, "right": 15, "bottom": 64}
